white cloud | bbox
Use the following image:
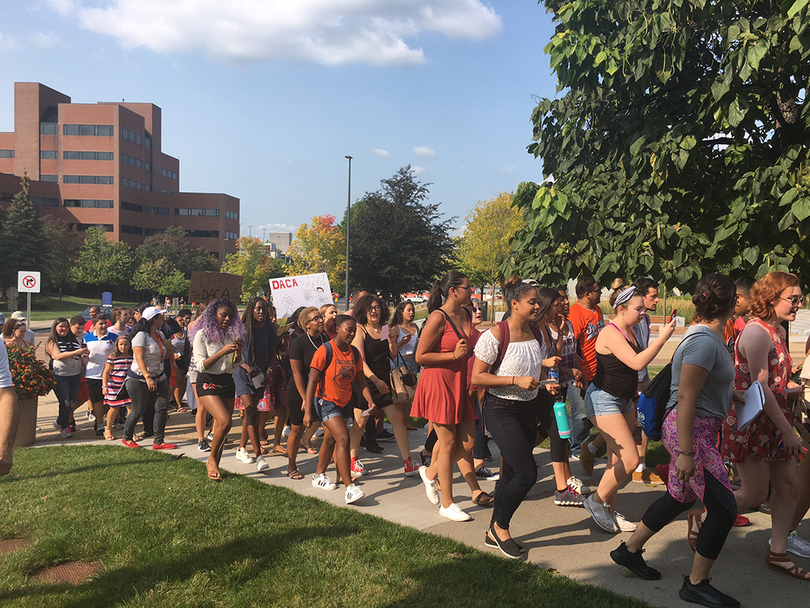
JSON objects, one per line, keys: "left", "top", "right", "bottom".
{"left": 498, "top": 165, "right": 514, "bottom": 174}
{"left": 371, "top": 148, "right": 390, "bottom": 157}
{"left": 0, "top": 33, "right": 20, "bottom": 51}
{"left": 31, "top": 32, "right": 59, "bottom": 48}
{"left": 411, "top": 165, "right": 427, "bottom": 175}
{"left": 413, "top": 146, "right": 436, "bottom": 157}
{"left": 56, "top": 0, "right": 502, "bottom": 66}
{"left": 258, "top": 223, "right": 298, "bottom": 233}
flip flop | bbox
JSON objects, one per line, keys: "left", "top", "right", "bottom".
{"left": 207, "top": 470, "right": 222, "bottom": 481}
{"left": 287, "top": 469, "right": 304, "bottom": 480}
{"left": 473, "top": 491, "right": 494, "bottom": 506}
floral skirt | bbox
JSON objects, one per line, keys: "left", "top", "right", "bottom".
{"left": 721, "top": 396, "right": 793, "bottom": 462}
{"left": 663, "top": 409, "right": 731, "bottom": 504}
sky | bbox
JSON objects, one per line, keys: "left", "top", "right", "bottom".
{"left": 0, "top": 1, "right": 560, "bottom": 237}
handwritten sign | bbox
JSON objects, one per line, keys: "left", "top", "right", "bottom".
{"left": 189, "top": 272, "right": 243, "bottom": 303}
{"left": 269, "top": 273, "right": 333, "bottom": 318}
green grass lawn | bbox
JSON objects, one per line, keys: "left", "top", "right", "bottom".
{"left": 19, "top": 296, "right": 140, "bottom": 322}
{"left": 0, "top": 447, "right": 654, "bottom": 608}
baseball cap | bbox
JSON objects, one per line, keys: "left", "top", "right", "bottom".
{"left": 11, "top": 311, "right": 26, "bottom": 321}
{"left": 141, "top": 307, "right": 165, "bottom": 321}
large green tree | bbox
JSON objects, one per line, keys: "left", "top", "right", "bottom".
{"left": 41, "top": 217, "right": 83, "bottom": 298}
{"left": 348, "top": 166, "right": 455, "bottom": 302}
{"left": 286, "top": 215, "right": 346, "bottom": 288}
{"left": 507, "top": 0, "right": 810, "bottom": 289}
{"left": 0, "top": 174, "right": 48, "bottom": 288}
{"left": 135, "top": 226, "right": 217, "bottom": 277}
{"left": 221, "top": 236, "right": 285, "bottom": 301}
{"left": 71, "top": 227, "right": 136, "bottom": 293}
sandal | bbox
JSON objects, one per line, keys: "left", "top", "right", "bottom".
{"left": 104, "top": 429, "right": 115, "bottom": 441}
{"left": 272, "top": 444, "right": 287, "bottom": 455}
{"left": 260, "top": 439, "right": 270, "bottom": 446}
{"left": 766, "top": 549, "right": 810, "bottom": 580}
{"left": 687, "top": 509, "right": 703, "bottom": 552}
{"left": 473, "top": 491, "right": 494, "bottom": 506}
{"left": 259, "top": 447, "right": 271, "bottom": 456}
{"left": 287, "top": 469, "right": 304, "bottom": 480}
{"left": 207, "top": 463, "right": 223, "bottom": 482}
{"left": 302, "top": 443, "right": 317, "bottom": 455}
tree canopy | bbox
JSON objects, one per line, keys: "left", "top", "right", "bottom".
{"left": 221, "top": 236, "right": 282, "bottom": 301}
{"left": 457, "top": 192, "right": 524, "bottom": 319}
{"left": 507, "top": 0, "right": 810, "bottom": 289}
{"left": 286, "top": 214, "right": 346, "bottom": 288}
{"left": 135, "top": 226, "right": 217, "bottom": 277}
{"left": 0, "top": 174, "right": 47, "bottom": 288}
{"left": 349, "top": 166, "right": 455, "bottom": 302}
{"left": 71, "top": 227, "right": 136, "bottom": 291}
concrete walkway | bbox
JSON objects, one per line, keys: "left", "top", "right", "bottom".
{"left": 14, "top": 330, "right": 810, "bottom": 608}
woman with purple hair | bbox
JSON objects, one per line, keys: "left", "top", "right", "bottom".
{"left": 191, "top": 299, "right": 246, "bottom": 481}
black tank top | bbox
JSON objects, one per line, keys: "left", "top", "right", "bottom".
{"left": 592, "top": 325, "right": 641, "bottom": 399}
{"left": 362, "top": 325, "right": 392, "bottom": 387}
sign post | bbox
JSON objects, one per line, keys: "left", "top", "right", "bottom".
{"left": 18, "top": 271, "right": 41, "bottom": 325}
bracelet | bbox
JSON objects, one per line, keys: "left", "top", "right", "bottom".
{"left": 677, "top": 449, "right": 695, "bottom": 456}
{"left": 511, "top": 376, "right": 515, "bottom": 386}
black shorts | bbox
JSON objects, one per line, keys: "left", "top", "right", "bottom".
{"left": 87, "top": 378, "right": 104, "bottom": 403}
{"left": 354, "top": 381, "right": 393, "bottom": 411}
{"left": 196, "top": 373, "right": 236, "bottom": 401}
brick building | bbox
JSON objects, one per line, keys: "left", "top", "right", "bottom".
{"left": 0, "top": 82, "right": 239, "bottom": 261}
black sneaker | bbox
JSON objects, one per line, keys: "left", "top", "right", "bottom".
{"left": 485, "top": 532, "right": 524, "bottom": 552}
{"left": 487, "top": 524, "right": 523, "bottom": 559}
{"left": 419, "top": 451, "right": 431, "bottom": 467}
{"left": 197, "top": 439, "right": 211, "bottom": 452}
{"left": 679, "top": 576, "right": 740, "bottom": 608}
{"left": 610, "top": 542, "right": 661, "bottom": 580}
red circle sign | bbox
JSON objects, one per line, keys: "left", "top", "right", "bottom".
{"left": 22, "top": 275, "right": 36, "bottom": 288}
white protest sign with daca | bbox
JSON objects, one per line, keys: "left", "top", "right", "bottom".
{"left": 270, "top": 273, "right": 333, "bottom": 318}
{"left": 189, "top": 272, "right": 244, "bottom": 303}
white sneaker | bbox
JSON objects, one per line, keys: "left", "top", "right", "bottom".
{"left": 255, "top": 455, "right": 269, "bottom": 472}
{"left": 282, "top": 425, "right": 291, "bottom": 438}
{"left": 315, "top": 427, "right": 324, "bottom": 437}
{"left": 613, "top": 511, "right": 637, "bottom": 532}
{"left": 419, "top": 465, "right": 440, "bottom": 505}
{"left": 312, "top": 473, "right": 337, "bottom": 490}
{"left": 439, "top": 503, "right": 471, "bottom": 522}
{"left": 584, "top": 494, "right": 619, "bottom": 533}
{"left": 205, "top": 431, "right": 213, "bottom": 442}
{"left": 567, "top": 475, "right": 591, "bottom": 495}
{"left": 775, "top": 531, "right": 810, "bottom": 558}
{"left": 235, "top": 447, "right": 255, "bottom": 464}
{"left": 345, "top": 483, "right": 365, "bottom": 504}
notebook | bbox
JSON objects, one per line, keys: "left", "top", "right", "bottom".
{"left": 737, "top": 381, "right": 765, "bottom": 431}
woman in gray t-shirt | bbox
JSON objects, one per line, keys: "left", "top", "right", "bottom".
{"left": 609, "top": 274, "right": 743, "bottom": 608}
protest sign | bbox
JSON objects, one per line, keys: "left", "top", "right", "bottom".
{"left": 189, "top": 272, "right": 243, "bottom": 303}
{"left": 270, "top": 273, "right": 333, "bottom": 318}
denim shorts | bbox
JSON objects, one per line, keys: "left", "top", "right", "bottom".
{"left": 584, "top": 384, "right": 634, "bottom": 418}
{"left": 315, "top": 397, "right": 351, "bottom": 423}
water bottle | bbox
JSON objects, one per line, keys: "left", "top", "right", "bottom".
{"left": 553, "top": 398, "right": 571, "bottom": 439}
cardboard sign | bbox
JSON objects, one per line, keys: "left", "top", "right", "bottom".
{"left": 189, "top": 272, "right": 243, "bottom": 303}
{"left": 269, "top": 273, "right": 333, "bottom": 318}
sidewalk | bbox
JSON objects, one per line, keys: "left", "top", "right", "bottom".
{"left": 26, "top": 376, "right": 810, "bottom": 608}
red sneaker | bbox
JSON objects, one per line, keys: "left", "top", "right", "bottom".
{"left": 403, "top": 457, "right": 420, "bottom": 476}
{"left": 152, "top": 443, "right": 178, "bottom": 450}
{"left": 122, "top": 439, "right": 141, "bottom": 448}
{"left": 733, "top": 514, "right": 751, "bottom": 527}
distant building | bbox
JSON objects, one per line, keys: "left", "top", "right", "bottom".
{"left": 0, "top": 82, "right": 239, "bottom": 261}
{"left": 265, "top": 231, "right": 292, "bottom": 255}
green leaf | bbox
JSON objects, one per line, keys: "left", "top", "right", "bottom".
{"left": 788, "top": 0, "right": 809, "bottom": 19}
{"left": 728, "top": 97, "right": 749, "bottom": 127}
{"left": 780, "top": 188, "right": 798, "bottom": 207}
{"left": 746, "top": 41, "right": 769, "bottom": 71}
{"left": 728, "top": 24, "right": 740, "bottom": 41}
{"left": 680, "top": 135, "right": 697, "bottom": 150}
{"left": 595, "top": 50, "right": 607, "bottom": 65}
{"left": 778, "top": 211, "right": 796, "bottom": 231}
{"left": 791, "top": 197, "right": 810, "bottom": 221}
{"left": 630, "top": 136, "right": 646, "bottom": 156}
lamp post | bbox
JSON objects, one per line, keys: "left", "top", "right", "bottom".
{"left": 344, "top": 155, "right": 352, "bottom": 312}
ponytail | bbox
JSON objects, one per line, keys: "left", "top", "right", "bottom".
{"left": 427, "top": 270, "right": 468, "bottom": 313}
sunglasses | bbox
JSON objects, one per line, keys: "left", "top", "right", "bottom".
{"left": 781, "top": 296, "right": 803, "bottom": 307}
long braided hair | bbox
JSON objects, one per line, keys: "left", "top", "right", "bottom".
{"left": 240, "top": 296, "right": 267, "bottom": 366}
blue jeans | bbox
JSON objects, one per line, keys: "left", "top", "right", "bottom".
{"left": 485, "top": 394, "right": 538, "bottom": 530}
{"left": 54, "top": 374, "right": 81, "bottom": 429}
{"left": 567, "top": 384, "right": 591, "bottom": 454}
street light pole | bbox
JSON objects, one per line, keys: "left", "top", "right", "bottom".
{"left": 344, "top": 155, "right": 352, "bottom": 312}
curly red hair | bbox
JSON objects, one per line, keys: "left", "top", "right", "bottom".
{"left": 749, "top": 271, "right": 800, "bottom": 320}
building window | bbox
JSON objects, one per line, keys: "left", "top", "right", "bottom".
{"left": 145, "top": 135, "right": 152, "bottom": 149}
{"left": 40, "top": 174, "right": 58, "bottom": 183}
{"left": 64, "top": 199, "right": 114, "bottom": 208}
{"left": 40, "top": 123, "right": 58, "bottom": 135}
{"left": 64, "top": 175, "right": 114, "bottom": 184}
{"left": 121, "top": 177, "right": 143, "bottom": 190}
{"left": 34, "top": 197, "right": 59, "bottom": 207}
{"left": 121, "top": 225, "right": 144, "bottom": 234}
{"left": 225, "top": 210, "right": 239, "bottom": 220}
{"left": 0, "top": 150, "right": 15, "bottom": 158}
{"left": 72, "top": 223, "right": 113, "bottom": 232}
{"left": 175, "top": 208, "right": 219, "bottom": 217}
{"left": 144, "top": 205, "right": 170, "bottom": 215}
{"left": 121, "top": 201, "right": 143, "bottom": 213}
{"left": 186, "top": 230, "right": 219, "bottom": 238}
{"left": 144, "top": 185, "right": 151, "bottom": 192}
{"left": 64, "top": 151, "right": 114, "bottom": 160}
{"left": 225, "top": 231, "right": 239, "bottom": 240}
{"left": 144, "top": 227, "right": 164, "bottom": 236}
{"left": 160, "top": 189, "right": 171, "bottom": 193}
{"left": 161, "top": 168, "right": 178, "bottom": 180}
{"left": 121, "top": 127, "right": 143, "bottom": 145}
{"left": 40, "top": 150, "right": 57, "bottom": 159}
{"left": 63, "top": 124, "right": 114, "bottom": 136}
{"left": 145, "top": 162, "right": 151, "bottom": 171}
{"left": 121, "top": 153, "right": 143, "bottom": 168}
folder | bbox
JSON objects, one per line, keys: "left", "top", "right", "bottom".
{"left": 737, "top": 381, "right": 765, "bottom": 432}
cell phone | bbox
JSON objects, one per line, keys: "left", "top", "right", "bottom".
{"left": 381, "top": 325, "right": 389, "bottom": 340}
{"left": 669, "top": 309, "right": 678, "bottom": 322}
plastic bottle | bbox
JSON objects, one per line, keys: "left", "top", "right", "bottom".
{"left": 547, "top": 366, "right": 559, "bottom": 382}
{"left": 553, "top": 397, "right": 571, "bottom": 439}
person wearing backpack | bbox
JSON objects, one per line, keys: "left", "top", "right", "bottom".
{"left": 304, "top": 315, "right": 375, "bottom": 504}
{"left": 609, "top": 274, "right": 742, "bottom": 608}
{"left": 471, "top": 277, "right": 559, "bottom": 558}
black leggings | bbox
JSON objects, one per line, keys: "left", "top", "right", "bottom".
{"left": 535, "top": 392, "right": 567, "bottom": 463}
{"left": 485, "top": 393, "right": 538, "bottom": 530}
{"left": 641, "top": 468, "right": 737, "bottom": 560}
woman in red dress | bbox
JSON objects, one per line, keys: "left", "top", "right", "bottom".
{"left": 721, "top": 271, "right": 809, "bottom": 580}
{"left": 413, "top": 271, "right": 478, "bottom": 522}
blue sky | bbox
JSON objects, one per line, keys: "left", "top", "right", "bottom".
{"left": 0, "top": 1, "right": 559, "bottom": 236}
